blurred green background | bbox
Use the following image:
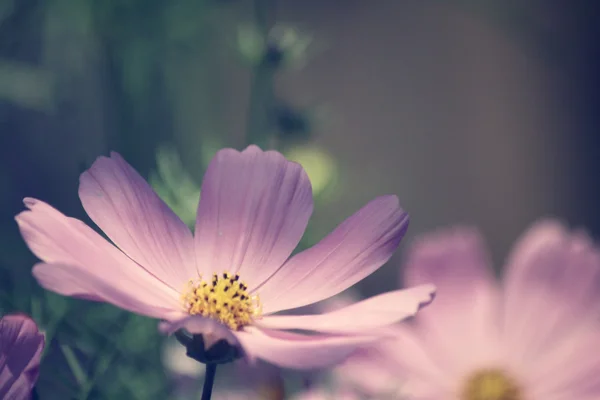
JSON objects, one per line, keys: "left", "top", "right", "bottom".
{"left": 0, "top": 0, "right": 598, "bottom": 398}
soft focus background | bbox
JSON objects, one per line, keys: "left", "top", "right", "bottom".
{"left": 0, "top": 1, "right": 599, "bottom": 399}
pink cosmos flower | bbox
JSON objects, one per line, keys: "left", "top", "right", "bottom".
{"left": 16, "top": 146, "right": 435, "bottom": 369}
{"left": 337, "top": 221, "right": 600, "bottom": 399}
{"left": 0, "top": 314, "right": 45, "bottom": 400}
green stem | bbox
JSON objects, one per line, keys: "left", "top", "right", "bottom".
{"left": 59, "top": 344, "right": 88, "bottom": 388}
{"left": 78, "top": 349, "right": 117, "bottom": 399}
{"left": 78, "top": 313, "right": 131, "bottom": 399}
{"left": 245, "top": 65, "right": 275, "bottom": 148}
{"left": 244, "top": 0, "right": 277, "bottom": 148}
{"left": 201, "top": 363, "right": 217, "bottom": 400}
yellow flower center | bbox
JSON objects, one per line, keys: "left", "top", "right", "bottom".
{"left": 181, "top": 272, "right": 261, "bottom": 330}
{"left": 461, "top": 368, "right": 522, "bottom": 400}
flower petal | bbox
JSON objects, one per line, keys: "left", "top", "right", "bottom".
{"left": 0, "top": 315, "right": 44, "bottom": 399}
{"left": 257, "top": 285, "right": 435, "bottom": 334}
{"left": 257, "top": 195, "right": 409, "bottom": 313}
{"left": 79, "top": 152, "right": 195, "bottom": 289}
{"left": 159, "top": 315, "right": 239, "bottom": 349}
{"left": 34, "top": 263, "right": 181, "bottom": 319}
{"left": 402, "top": 227, "right": 501, "bottom": 372}
{"left": 235, "top": 327, "right": 376, "bottom": 370}
{"left": 334, "top": 346, "right": 404, "bottom": 396}
{"left": 522, "top": 322, "right": 600, "bottom": 399}
{"left": 337, "top": 325, "right": 454, "bottom": 399}
{"left": 502, "top": 220, "right": 600, "bottom": 367}
{"left": 377, "top": 325, "right": 456, "bottom": 388}
{"left": 194, "top": 145, "right": 313, "bottom": 288}
{"left": 16, "top": 199, "right": 180, "bottom": 317}
{"left": 292, "top": 389, "right": 362, "bottom": 400}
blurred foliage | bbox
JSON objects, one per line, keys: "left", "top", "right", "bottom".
{"left": 285, "top": 145, "right": 338, "bottom": 202}
{"left": 0, "top": 61, "right": 54, "bottom": 111}
{"left": 150, "top": 146, "right": 202, "bottom": 229}
{"left": 237, "top": 24, "right": 312, "bottom": 69}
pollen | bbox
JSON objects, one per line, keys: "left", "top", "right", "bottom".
{"left": 461, "top": 368, "right": 522, "bottom": 400}
{"left": 181, "top": 272, "right": 261, "bottom": 331}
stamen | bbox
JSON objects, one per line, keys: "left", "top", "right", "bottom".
{"left": 181, "top": 272, "right": 261, "bottom": 330}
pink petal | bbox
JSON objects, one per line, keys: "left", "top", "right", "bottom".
{"left": 336, "top": 323, "right": 454, "bottom": 400}
{"left": 292, "top": 389, "right": 362, "bottom": 400}
{"left": 16, "top": 199, "right": 180, "bottom": 317}
{"left": 375, "top": 325, "right": 455, "bottom": 388}
{"left": 256, "top": 285, "right": 435, "bottom": 334}
{"left": 159, "top": 315, "right": 240, "bottom": 349}
{"left": 257, "top": 195, "right": 409, "bottom": 313}
{"left": 194, "top": 145, "right": 313, "bottom": 288}
{"left": 334, "top": 346, "right": 405, "bottom": 396}
{"left": 402, "top": 227, "right": 501, "bottom": 372}
{"left": 522, "top": 322, "right": 600, "bottom": 399}
{"left": 34, "top": 263, "right": 181, "bottom": 320}
{"left": 501, "top": 220, "right": 600, "bottom": 365}
{"left": 235, "top": 327, "right": 377, "bottom": 370}
{"left": 79, "top": 152, "right": 195, "bottom": 290}
{"left": 0, "top": 315, "right": 44, "bottom": 399}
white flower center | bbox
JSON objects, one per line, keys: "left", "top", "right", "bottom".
{"left": 181, "top": 272, "right": 262, "bottom": 330}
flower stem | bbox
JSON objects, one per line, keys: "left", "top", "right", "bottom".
{"left": 201, "top": 363, "right": 218, "bottom": 400}
{"left": 59, "top": 343, "right": 87, "bottom": 388}
{"left": 245, "top": 0, "right": 277, "bottom": 148}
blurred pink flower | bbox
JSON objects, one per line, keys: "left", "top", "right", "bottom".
{"left": 291, "top": 388, "right": 362, "bottom": 400}
{"left": 210, "top": 385, "right": 360, "bottom": 400}
{"left": 338, "top": 221, "right": 600, "bottom": 399}
{"left": 0, "top": 314, "right": 45, "bottom": 400}
{"left": 16, "top": 146, "right": 434, "bottom": 370}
